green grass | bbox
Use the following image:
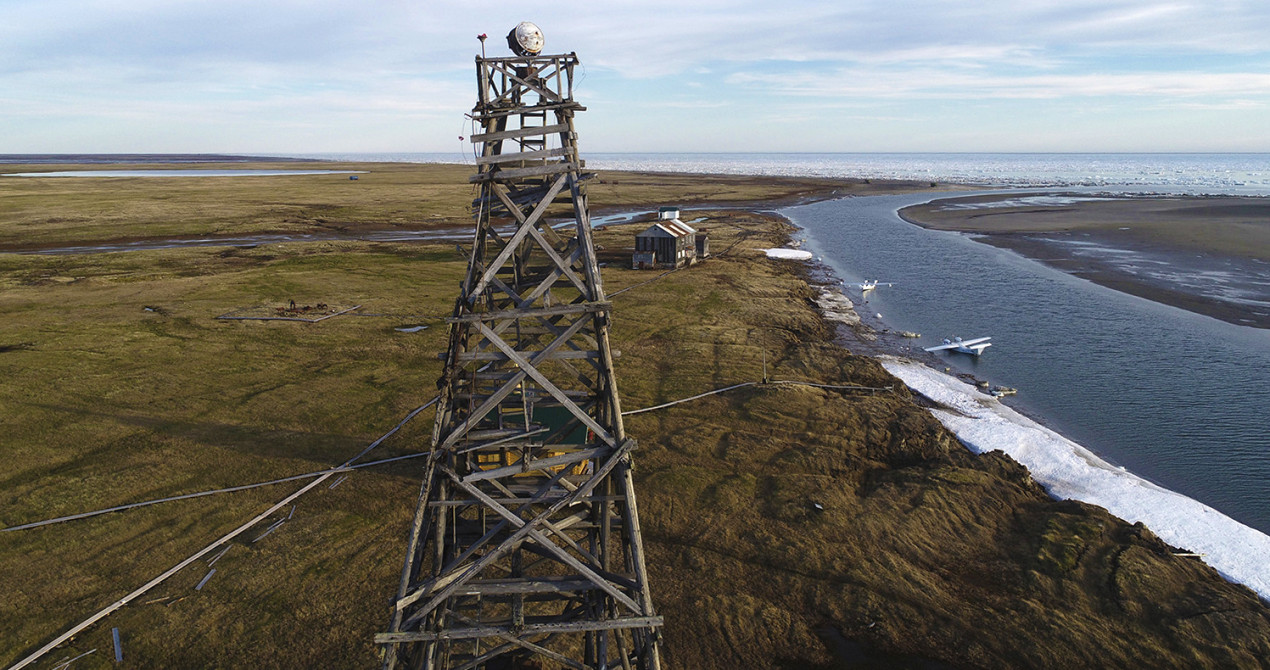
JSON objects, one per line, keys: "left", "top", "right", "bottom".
{"left": 0, "top": 238, "right": 464, "bottom": 666}
{"left": 0, "top": 162, "right": 474, "bottom": 248}
{"left": 3, "top": 166, "right": 1269, "bottom": 668}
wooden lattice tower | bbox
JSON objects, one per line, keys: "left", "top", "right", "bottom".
{"left": 377, "top": 48, "right": 663, "bottom": 670}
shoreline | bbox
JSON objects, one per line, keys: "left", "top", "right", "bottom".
{"left": 606, "top": 210, "right": 1270, "bottom": 665}
{"left": 897, "top": 192, "right": 1270, "bottom": 329}
{"left": 769, "top": 212, "right": 1270, "bottom": 602}
{"left": 876, "top": 355, "right": 1270, "bottom": 600}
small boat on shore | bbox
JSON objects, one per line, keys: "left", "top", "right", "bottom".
{"left": 924, "top": 336, "right": 992, "bottom": 356}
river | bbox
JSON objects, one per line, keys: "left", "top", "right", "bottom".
{"left": 784, "top": 192, "right": 1270, "bottom": 535}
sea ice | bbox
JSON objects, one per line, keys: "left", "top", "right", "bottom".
{"left": 880, "top": 356, "right": 1270, "bottom": 601}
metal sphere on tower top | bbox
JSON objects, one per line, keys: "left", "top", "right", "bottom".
{"left": 507, "top": 21, "right": 544, "bottom": 56}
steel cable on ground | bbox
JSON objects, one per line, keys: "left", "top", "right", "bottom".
{"left": 621, "top": 381, "right": 760, "bottom": 416}
{"left": 5, "top": 377, "right": 881, "bottom": 667}
{"left": 3, "top": 398, "right": 437, "bottom": 669}
{"left": 607, "top": 266, "right": 683, "bottom": 298}
{"left": 621, "top": 379, "right": 891, "bottom": 417}
{"left": 2, "top": 398, "right": 438, "bottom": 533}
{"left": 5, "top": 472, "right": 341, "bottom": 670}
{"left": 1, "top": 452, "right": 433, "bottom": 534}
{"left": 6, "top": 381, "right": 888, "bottom": 534}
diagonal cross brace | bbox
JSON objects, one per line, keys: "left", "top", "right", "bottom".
{"left": 485, "top": 60, "right": 564, "bottom": 104}
{"left": 438, "top": 314, "right": 593, "bottom": 450}
{"left": 448, "top": 612, "right": 591, "bottom": 670}
{"left": 441, "top": 467, "right": 642, "bottom": 614}
{"left": 430, "top": 460, "right": 578, "bottom": 583}
{"left": 525, "top": 219, "right": 591, "bottom": 298}
{"left": 476, "top": 321, "right": 615, "bottom": 446}
{"left": 396, "top": 438, "right": 636, "bottom": 625}
{"left": 489, "top": 182, "right": 587, "bottom": 297}
{"left": 467, "top": 175, "right": 569, "bottom": 302}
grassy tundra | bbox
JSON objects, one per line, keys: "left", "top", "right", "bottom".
{"left": 2, "top": 163, "right": 1268, "bottom": 668}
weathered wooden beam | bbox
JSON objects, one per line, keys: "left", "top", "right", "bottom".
{"left": 471, "top": 101, "right": 585, "bottom": 121}
{"left": 513, "top": 244, "right": 586, "bottom": 310}
{"left": 471, "top": 162, "right": 576, "bottom": 183}
{"left": 466, "top": 175, "right": 569, "bottom": 301}
{"left": 429, "top": 495, "right": 625, "bottom": 508}
{"left": 452, "top": 349, "right": 602, "bottom": 363}
{"left": 475, "top": 54, "right": 578, "bottom": 67}
{"left": 376, "top": 616, "right": 664, "bottom": 644}
{"left": 397, "top": 440, "right": 634, "bottom": 621}
{"left": 455, "top": 619, "right": 594, "bottom": 670}
{"left": 485, "top": 61, "right": 565, "bottom": 103}
{"left": 429, "top": 465, "right": 582, "bottom": 583}
{"left": 460, "top": 428, "right": 529, "bottom": 441}
{"left": 470, "top": 123, "right": 570, "bottom": 144}
{"left": 470, "top": 173, "right": 593, "bottom": 213}
{"left": 461, "top": 447, "right": 605, "bottom": 483}
{"left": 451, "top": 576, "right": 600, "bottom": 596}
{"left": 447, "top": 301, "right": 608, "bottom": 324}
{"left": 526, "top": 221, "right": 590, "bottom": 297}
{"left": 438, "top": 316, "right": 592, "bottom": 450}
{"left": 476, "top": 147, "right": 569, "bottom": 166}
{"left": 451, "top": 389, "right": 592, "bottom": 402}
{"left": 476, "top": 322, "right": 616, "bottom": 447}
{"left": 618, "top": 459, "right": 659, "bottom": 624}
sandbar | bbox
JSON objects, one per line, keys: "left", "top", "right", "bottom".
{"left": 900, "top": 193, "right": 1270, "bottom": 328}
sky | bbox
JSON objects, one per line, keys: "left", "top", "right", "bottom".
{"left": 3, "top": 0, "right": 1270, "bottom": 154}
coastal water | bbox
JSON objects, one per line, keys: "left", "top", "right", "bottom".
{"left": 785, "top": 193, "right": 1270, "bottom": 535}
{"left": 285, "top": 151, "right": 1270, "bottom": 195}
{"left": 590, "top": 152, "right": 1270, "bottom": 194}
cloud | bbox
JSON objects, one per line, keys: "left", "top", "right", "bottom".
{"left": 735, "top": 69, "right": 1270, "bottom": 101}
{"left": 1166, "top": 99, "right": 1266, "bottom": 111}
{"left": 3, "top": 0, "right": 1270, "bottom": 152}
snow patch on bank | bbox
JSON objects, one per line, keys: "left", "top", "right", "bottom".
{"left": 880, "top": 356, "right": 1270, "bottom": 601}
{"left": 764, "top": 248, "right": 814, "bottom": 260}
{"left": 814, "top": 289, "right": 861, "bottom": 328}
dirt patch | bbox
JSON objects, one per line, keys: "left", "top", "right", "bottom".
{"left": 216, "top": 302, "right": 361, "bottom": 322}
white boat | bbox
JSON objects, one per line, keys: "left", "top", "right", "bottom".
{"left": 924, "top": 336, "right": 992, "bottom": 356}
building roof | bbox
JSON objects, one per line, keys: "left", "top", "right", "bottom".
{"left": 636, "top": 218, "right": 696, "bottom": 239}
